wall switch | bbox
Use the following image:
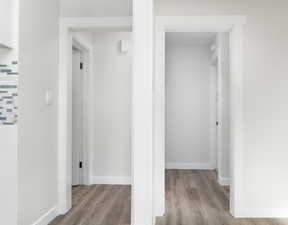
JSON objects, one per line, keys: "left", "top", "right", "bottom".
{"left": 46, "top": 90, "right": 53, "bottom": 106}
{"left": 120, "top": 40, "right": 129, "bottom": 53}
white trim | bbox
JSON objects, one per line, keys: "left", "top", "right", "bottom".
{"left": 31, "top": 206, "right": 58, "bottom": 225}
{"left": 153, "top": 21, "right": 166, "bottom": 218}
{"left": 166, "top": 163, "right": 215, "bottom": 170}
{"left": 218, "top": 176, "right": 230, "bottom": 186}
{"left": 238, "top": 208, "right": 288, "bottom": 218}
{"left": 60, "top": 17, "right": 132, "bottom": 30}
{"left": 132, "top": 1, "right": 154, "bottom": 225}
{"left": 90, "top": 176, "right": 131, "bottom": 185}
{"left": 58, "top": 17, "right": 132, "bottom": 215}
{"left": 154, "top": 15, "right": 246, "bottom": 218}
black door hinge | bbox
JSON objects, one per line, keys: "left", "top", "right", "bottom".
{"left": 79, "top": 161, "right": 83, "bottom": 169}
{"left": 80, "top": 63, "right": 83, "bottom": 70}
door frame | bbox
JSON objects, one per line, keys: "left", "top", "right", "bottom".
{"left": 57, "top": 17, "right": 132, "bottom": 214}
{"left": 154, "top": 15, "right": 247, "bottom": 217}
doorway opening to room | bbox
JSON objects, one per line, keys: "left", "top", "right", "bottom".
{"left": 55, "top": 19, "right": 132, "bottom": 225}
{"left": 162, "top": 32, "right": 231, "bottom": 223}
{"left": 154, "top": 16, "right": 246, "bottom": 220}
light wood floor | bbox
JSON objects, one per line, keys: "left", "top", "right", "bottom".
{"left": 157, "top": 170, "right": 288, "bottom": 225}
{"left": 50, "top": 170, "right": 288, "bottom": 225}
{"left": 49, "top": 184, "right": 131, "bottom": 225}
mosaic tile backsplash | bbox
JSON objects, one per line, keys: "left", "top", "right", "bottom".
{"left": 0, "top": 61, "right": 18, "bottom": 76}
{"left": 0, "top": 61, "right": 18, "bottom": 125}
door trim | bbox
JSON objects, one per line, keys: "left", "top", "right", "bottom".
{"left": 154, "top": 15, "right": 247, "bottom": 217}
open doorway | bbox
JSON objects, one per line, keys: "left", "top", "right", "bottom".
{"left": 55, "top": 19, "right": 133, "bottom": 225}
{"left": 159, "top": 31, "right": 231, "bottom": 223}
{"left": 154, "top": 16, "right": 246, "bottom": 220}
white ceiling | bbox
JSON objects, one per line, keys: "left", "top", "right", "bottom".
{"left": 166, "top": 32, "right": 216, "bottom": 46}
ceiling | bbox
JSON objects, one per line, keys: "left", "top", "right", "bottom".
{"left": 166, "top": 32, "right": 216, "bottom": 46}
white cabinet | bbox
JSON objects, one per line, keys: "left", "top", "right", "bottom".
{"left": 0, "top": 0, "right": 18, "bottom": 49}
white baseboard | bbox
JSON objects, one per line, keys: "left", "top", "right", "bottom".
{"left": 238, "top": 208, "right": 288, "bottom": 218}
{"left": 165, "top": 162, "right": 215, "bottom": 170}
{"left": 218, "top": 176, "right": 230, "bottom": 186}
{"left": 31, "top": 206, "right": 58, "bottom": 225}
{"left": 90, "top": 176, "right": 131, "bottom": 185}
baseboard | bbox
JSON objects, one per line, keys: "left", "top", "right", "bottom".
{"left": 218, "top": 176, "right": 230, "bottom": 186}
{"left": 238, "top": 208, "right": 288, "bottom": 218}
{"left": 165, "top": 162, "right": 215, "bottom": 170}
{"left": 31, "top": 206, "right": 58, "bottom": 225}
{"left": 90, "top": 176, "right": 131, "bottom": 185}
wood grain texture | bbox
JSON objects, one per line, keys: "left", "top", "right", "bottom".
{"left": 49, "top": 185, "right": 131, "bottom": 225}
{"left": 50, "top": 170, "right": 288, "bottom": 225}
{"left": 156, "top": 170, "right": 288, "bottom": 225}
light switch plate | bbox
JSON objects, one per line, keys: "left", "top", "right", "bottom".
{"left": 120, "top": 40, "right": 129, "bottom": 53}
{"left": 46, "top": 90, "right": 53, "bottom": 106}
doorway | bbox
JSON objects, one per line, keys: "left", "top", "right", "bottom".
{"left": 56, "top": 18, "right": 133, "bottom": 225}
{"left": 159, "top": 31, "right": 231, "bottom": 223}
{"left": 154, "top": 15, "right": 246, "bottom": 218}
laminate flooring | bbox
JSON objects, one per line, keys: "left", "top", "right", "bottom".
{"left": 49, "top": 170, "right": 288, "bottom": 225}
{"left": 49, "top": 184, "right": 131, "bottom": 225}
{"left": 156, "top": 170, "right": 288, "bottom": 225}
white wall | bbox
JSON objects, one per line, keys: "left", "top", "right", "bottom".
{"left": 217, "top": 33, "right": 230, "bottom": 181}
{"left": 90, "top": 32, "right": 131, "bottom": 181}
{"left": 155, "top": 0, "right": 288, "bottom": 216}
{"left": 18, "top": 0, "right": 59, "bottom": 224}
{"left": 60, "top": 0, "right": 132, "bottom": 17}
{"left": 165, "top": 44, "right": 213, "bottom": 168}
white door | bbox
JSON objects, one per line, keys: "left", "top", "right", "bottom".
{"left": 72, "top": 50, "right": 83, "bottom": 186}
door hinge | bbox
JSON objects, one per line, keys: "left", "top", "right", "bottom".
{"left": 79, "top": 161, "right": 83, "bottom": 169}
{"left": 80, "top": 62, "right": 83, "bottom": 70}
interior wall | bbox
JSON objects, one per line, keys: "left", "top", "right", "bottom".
{"left": 155, "top": 0, "right": 288, "bottom": 215}
{"left": 60, "top": 0, "right": 132, "bottom": 17}
{"left": 165, "top": 43, "right": 213, "bottom": 168}
{"left": 91, "top": 32, "right": 131, "bottom": 182}
{"left": 217, "top": 33, "right": 230, "bottom": 181}
{"left": 18, "top": 0, "right": 59, "bottom": 224}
